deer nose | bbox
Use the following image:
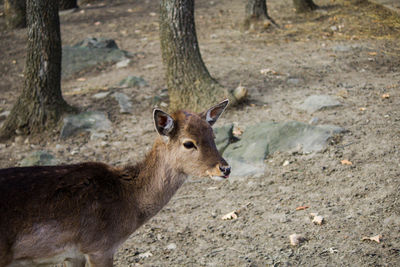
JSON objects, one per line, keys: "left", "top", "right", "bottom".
{"left": 219, "top": 165, "right": 231, "bottom": 176}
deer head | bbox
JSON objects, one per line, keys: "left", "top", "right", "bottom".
{"left": 153, "top": 99, "right": 231, "bottom": 179}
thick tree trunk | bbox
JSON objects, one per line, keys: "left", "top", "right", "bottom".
{"left": 59, "top": 0, "right": 78, "bottom": 10}
{"left": 293, "top": 0, "right": 318, "bottom": 13}
{"left": 4, "top": 0, "right": 26, "bottom": 29}
{"left": 159, "top": 0, "right": 233, "bottom": 112}
{"left": 0, "top": 0, "right": 73, "bottom": 140}
{"left": 244, "top": 0, "right": 277, "bottom": 29}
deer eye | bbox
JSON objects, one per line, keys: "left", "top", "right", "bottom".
{"left": 183, "top": 141, "right": 196, "bottom": 149}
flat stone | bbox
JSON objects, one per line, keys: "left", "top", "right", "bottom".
{"left": 214, "top": 124, "right": 234, "bottom": 153}
{"left": 119, "top": 75, "right": 148, "bottom": 88}
{"left": 299, "top": 95, "right": 342, "bottom": 113}
{"left": 222, "top": 121, "right": 345, "bottom": 180}
{"left": 113, "top": 92, "right": 133, "bottom": 114}
{"left": 116, "top": 58, "right": 131, "bottom": 69}
{"left": 19, "top": 151, "right": 58, "bottom": 167}
{"left": 60, "top": 111, "right": 112, "bottom": 139}
{"left": 62, "top": 38, "right": 130, "bottom": 78}
{"left": 92, "top": 92, "right": 110, "bottom": 99}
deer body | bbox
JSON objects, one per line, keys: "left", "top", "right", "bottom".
{"left": 0, "top": 100, "right": 230, "bottom": 267}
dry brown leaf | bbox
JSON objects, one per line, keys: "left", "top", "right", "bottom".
{"left": 221, "top": 203, "right": 252, "bottom": 221}
{"left": 341, "top": 159, "right": 353, "bottom": 165}
{"left": 296, "top": 206, "right": 309, "bottom": 211}
{"left": 381, "top": 93, "right": 390, "bottom": 99}
{"left": 221, "top": 211, "right": 238, "bottom": 220}
{"left": 368, "top": 52, "right": 377, "bottom": 56}
{"left": 77, "top": 77, "right": 86, "bottom": 82}
{"left": 362, "top": 234, "right": 382, "bottom": 243}
{"left": 359, "top": 107, "right": 366, "bottom": 111}
{"left": 289, "top": 233, "right": 307, "bottom": 246}
{"left": 312, "top": 215, "right": 324, "bottom": 225}
{"left": 337, "top": 89, "right": 348, "bottom": 98}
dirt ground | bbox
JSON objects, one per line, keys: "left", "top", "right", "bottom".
{"left": 1, "top": 0, "right": 400, "bottom": 266}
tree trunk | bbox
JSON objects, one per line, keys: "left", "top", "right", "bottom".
{"left": 159, "top": 0, "right": 233, "bottom": 112}
{"left": 244, "top": 0, "right": 277, "bottom": 30}
{"left": 4, "top": 0, "right": 26, "bottom": 29}
{"left": 59, "top": 0, "right": 78, "bottom": 10}
{"left": 293, "top": 0, "right": 318, "bottom": 13}
{"left": 0, "top": 0, "right": 73, "bottom": 141}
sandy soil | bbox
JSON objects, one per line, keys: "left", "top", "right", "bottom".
{"left": 0, "top": 0, "right": 399, "bottom": 266}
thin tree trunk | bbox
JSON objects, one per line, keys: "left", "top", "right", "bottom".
{"left": 4, "top": 0, "right": 26, "bottom": 29}
{"left": 293, "top": 0, "right": 318, "bottom": 13}
{"left": 159, "top": 0, "right": 234, "bottom": 112}
{"left": 244, "top": 0, "right": 277, "bottom": 28}
{"left": 0, "top": 0, "right": 73, "bottom": 140}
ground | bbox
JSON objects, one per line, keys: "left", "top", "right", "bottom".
{"left": 0, "top": 0, "right": 399, "bottom": 266}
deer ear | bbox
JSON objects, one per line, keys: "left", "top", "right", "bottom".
{"left": 200, "top": 99, "right": 229, "bottom": 126}
{"left": 153, "top": 109, "right": 175, "bottom": 137}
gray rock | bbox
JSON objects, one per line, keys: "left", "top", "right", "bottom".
{"left": 299, "top": 95, "right": 342, "bottom": 113}
{"left": 0, "top": 110, "right": 10, "bottom": 121}
{"left": 287, "top": 77, "right": 302, "bottom": 85}
{"left": 222, "top": 121, "right": 344, "bottom": 180}
{"left": 119, "top": 76, "right": 148, "bottom": 88}
{"left": 92, "top": 92, "right": 110, "bottom": 99}
{"left": 332, "top": 45, "right": 352, "bottom": 52}
{"left": 113, "top": 92, "right": 133, "bottom": 114}
{"left": 20, "top": 151, "right": 58, "bottom": 167}
{"left": 116, "top": 58, "right": 131, "bottom": 69}
{"left": 214, "top": 124, "right": 234, "bottom": 153}
{"left": 62, "top": 38, "right": 130, "bottom": 78}
{"left": 60, "top": 111, "right": 112, "bottom": 139}
{"left": 74, "top": 37, "right": 119, "bottom": 49}
{"left": 309, "top": 117, "right": 319, "bottom": 125}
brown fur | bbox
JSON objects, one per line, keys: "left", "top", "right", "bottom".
{"left": 0, "top": 103, "right": 230, "bottom": 267}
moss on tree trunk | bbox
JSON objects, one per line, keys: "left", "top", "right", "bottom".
{"left": 0, "top": 0, "right": 74, "bottom": 141}
{"left": 293, "top": 0, "right": 319, "bottom": 13}
{"left": 4, "top": 0, "right": 26, "bottom": 29}
{"left": 159, "top": 0, "right": 234, "bottom": 112}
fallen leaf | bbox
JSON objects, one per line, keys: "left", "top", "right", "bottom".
{"left": 362, "top": 234, "right": 382, "bottom": 243}
{"left": 260, "top": 68, "right": 279, "bottom": 75}
{"left": 368, "top": 52, "right": 377, "bottom": 56}
{"left": 310, "top": 213, "right": 325, "bottom": 225}
{"left": 336, "top": 89, "right": 348, "bottom": 98}
{"left": 77, "top": 77, "right": 86, "bottom": 82}
{"left": 341, "top": 159, "right": 353, "bottom": 165}
{"left": 138, "top": 251, "right": 153, "bottom": 259}
{"left": 94, "top": 21, "right": 101, "bottom": 26}
{"left": 296, "top": 206, "right": 309, "bottom": 211}
{"left": 289, "top": 233, "right": 307, "bottom": 246}
{"left": 381, "top": 93, "right": 390, "bottom": 99}
{"left": 221, "top": 211, "right": 238, "bottom": 220}
{"left": 221, "top": 203, "right": 252, "bottom": 220}
{"left": 359, "top": 107, "right": 366, "bottom": 111}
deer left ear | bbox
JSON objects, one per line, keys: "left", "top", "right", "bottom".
{"left": 200, "top": 99, "right": 229, "bottom": 126}
{"left": 153, "top": 109, "right": 175, "bottom": 137}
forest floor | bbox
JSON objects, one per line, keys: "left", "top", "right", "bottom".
{"left": 1, "top": 0, "right": 400, "bottom": 266}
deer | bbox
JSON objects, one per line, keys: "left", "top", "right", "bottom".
{"left": 0, "top": 99, "right": 231, "bottom": 267}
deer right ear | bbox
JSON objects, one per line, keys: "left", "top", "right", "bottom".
{"left": 153, "top": 109, "right": 175, "bottom": 137}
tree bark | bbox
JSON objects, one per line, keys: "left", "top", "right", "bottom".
{"left": 0, "top": 0, "right": 73, "bottom": 140}
{"left": 244, "top": 0, "right": 277, "bottom": 29}
{"left": 159, "top": 0, "right": 233, "bottom": 112}
{"left": 293, "top": 0, "right": 318, "bottom": 13}
{"left": 4, "top": 0, "right": 26, "bottom": 29}
{"left": 59, "top": 0, "right": 78, "bottom": 11}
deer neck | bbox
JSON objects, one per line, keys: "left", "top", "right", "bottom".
{"left": 130, "top": 138, "right": 187, "bottom": 223}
